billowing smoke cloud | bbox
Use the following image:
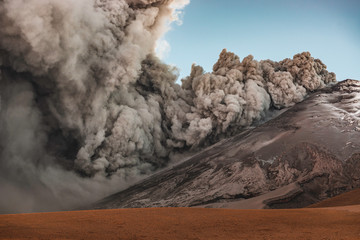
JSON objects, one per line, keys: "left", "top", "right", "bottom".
{"left": 0, "top": 0, "right": 335, "bottom": 213}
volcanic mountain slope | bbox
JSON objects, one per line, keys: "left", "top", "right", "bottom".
{"left": 94, "top": 79, "right": 360, "bottom": 209}
{"left": 308, "top": 187, "right": 360, "bottom": 208}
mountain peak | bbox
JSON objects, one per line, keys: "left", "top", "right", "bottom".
{"left": 93, "top": 79, "right": 360, "bottom": 210}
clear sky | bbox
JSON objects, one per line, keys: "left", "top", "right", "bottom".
{"left": 160, "top": 0, "right": 360, "bottom": 82}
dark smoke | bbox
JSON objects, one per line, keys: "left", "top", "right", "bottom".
{"left": 0, "top": 0, "right": 335, "bottom": 213}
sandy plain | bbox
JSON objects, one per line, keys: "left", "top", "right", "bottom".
{"left": 1, "top": 188, "right": 360, "bottom": 240}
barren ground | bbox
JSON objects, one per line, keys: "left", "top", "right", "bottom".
{"left": 1, "top": 188, "right": 360, "bottom": 240}
{"left": 1, "top": 206, "right": 360, "bottom": 239}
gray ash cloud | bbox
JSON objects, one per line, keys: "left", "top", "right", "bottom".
{"left": 0, "top": 0, "right": 335, "bottom": 213}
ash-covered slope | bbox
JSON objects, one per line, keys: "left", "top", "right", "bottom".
{"left": 94, "top": 79, "right": 360, "bottom": 209}
{"left": 0, "top": 0, "right": 337, "bottom": 213}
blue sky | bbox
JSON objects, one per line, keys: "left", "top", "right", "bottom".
{"left": 160, "top": 0, "right": 360, "bottom": 82}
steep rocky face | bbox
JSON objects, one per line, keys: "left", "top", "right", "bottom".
{"left": 93, "top": 80, "right": 360, "bottom": 209}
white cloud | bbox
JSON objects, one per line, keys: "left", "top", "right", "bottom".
{"left": 155, "top": 38, "right": 171, "bottom": 60}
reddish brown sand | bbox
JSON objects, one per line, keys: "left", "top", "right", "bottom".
{"left": 309, "top": 188, "right": 360, "bottom": 208}
{"left": 1, "top": 205, "right": 360, "bottom": 240}
{"left": 1, "top": 188, "right": 360, "bottom": 240}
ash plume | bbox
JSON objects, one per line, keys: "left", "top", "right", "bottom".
{"left": 0, "top": 0, "right": 335, "bottom": 213}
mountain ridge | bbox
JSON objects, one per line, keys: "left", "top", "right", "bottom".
{"left": 92, "top": 79, "right": 360, "bottom": 210}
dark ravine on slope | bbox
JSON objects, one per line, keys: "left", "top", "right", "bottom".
{"left": 92, "top": 79, "right": 360, "bottom": 210}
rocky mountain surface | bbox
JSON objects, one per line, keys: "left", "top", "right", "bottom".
{"left": 93, "top": 79, "right": 360, "bottom": 209}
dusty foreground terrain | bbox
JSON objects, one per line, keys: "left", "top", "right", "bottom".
{"left": 1, "top": 189, "right": 359, "bottom": 239}
{"left": 1, "top": 205, "right": 360, "bottom": 240}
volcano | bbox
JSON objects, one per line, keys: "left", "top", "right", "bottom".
{"left": 93, "top": 79, "right": 360, "bottom": 210}
{"left": 0, "top": 0, "right": 355, "bottom": 214}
